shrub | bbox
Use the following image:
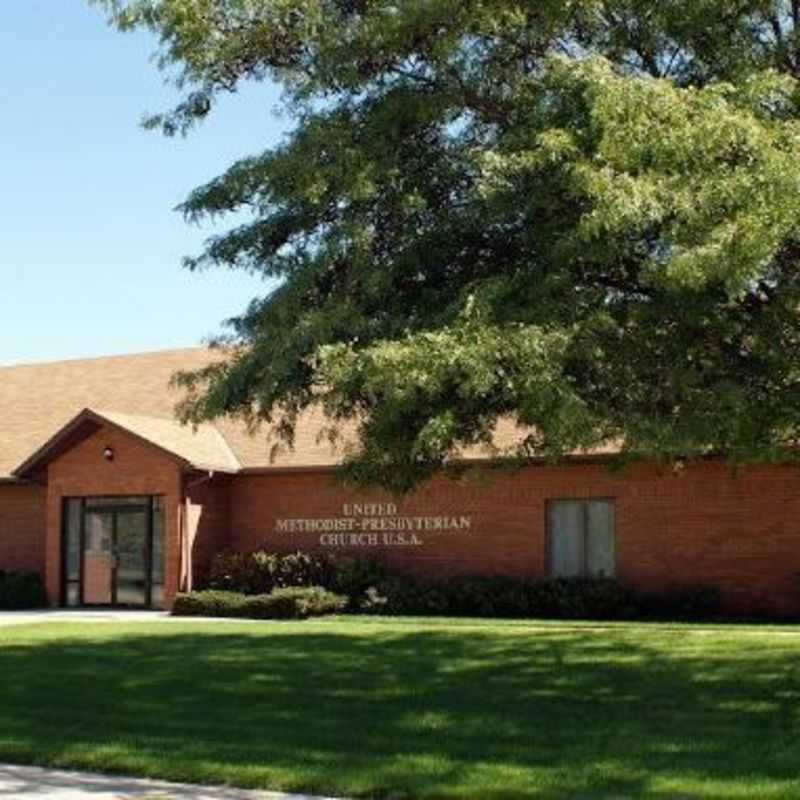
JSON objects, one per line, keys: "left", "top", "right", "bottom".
{"left": 204, "top": 551, "right": 337, "bottom": 595}
{"left": 329, "top": 556, "right": 390, "bottom": 608}
{"left": 172, "top": 586, "right": 347, "bottom": 620}
{"left": 0, "top": 571, "right": 45, "bottom": 610}
{"left": 269, "top": 586, "right": 348, "bottom": 617}
{"left": 172, "top": 590, "right": 245, "bottom": 617}
{"left": 526, "top": 577, "right": 635, "bottom": 620}
{"left": 358, "top": 573, "right": 726, "bottom": 621}
{"left": 364, "top": 575, "right": 635, "bottom": 619}
{"left": 637, "top": 585, "right": 723, "bottom": 620}
{"left": 365, "top": 575, "right": 450, "bottom": 616}
{"left": 203, "top": 549, "right": 387, "bottom": 611}
{"left": 201, "top": 548, "right": 723, "bottom": 622}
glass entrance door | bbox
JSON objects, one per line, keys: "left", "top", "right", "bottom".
{"left": 62, "top": 496, "right": 164, "bottom": 608}
{"left": 114, "top": 509, "right": 149, "bottom": 606}
{"left": 83, "top": 511, "right": 114, "bottom": 604}
{"left": 83, "top": 507, "right": 149, "bottom": 606}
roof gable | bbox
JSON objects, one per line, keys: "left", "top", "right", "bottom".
{"left": 0, "top": 348, "right": 220, "bottom": 478}
{"left": 0, "top": 347, "right": 354, "bottom": 478}
{"left": 13, "top": 408, "right": 240, "bottom": 479}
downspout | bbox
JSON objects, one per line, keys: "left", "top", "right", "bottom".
{"left": 180, "top": 470, "right": 215, "bottom": 594}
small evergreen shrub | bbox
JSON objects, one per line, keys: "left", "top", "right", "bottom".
{"left": 363, "top": 575, "right": 635, "bottom": 619}
{"left": 636, "top": 585, "right": 723, "bottom": 620}
{"left": 329, "top": 556, "right": 390, "bottom": 609}
{"left": 204, "top": 550, "right": 337, "bottom": 595}
{"left": 172, "top": 586, "right": 347, "bottom": 620}
{"left": 0, "top": 571, "right": 45, "bottom": 610}
{"left": 268, "top": 586, "right": 349, "bottom": 618}
{"left": 172, "top": 590, "right": 245, "bottom": 617}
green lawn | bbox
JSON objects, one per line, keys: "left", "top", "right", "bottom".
{"left": 1, "top": 618, "right": 799, "bottom": 798}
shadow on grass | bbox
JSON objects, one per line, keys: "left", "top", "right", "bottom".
{"left": 0, "top": 622, "right": 798, "bottom": 798}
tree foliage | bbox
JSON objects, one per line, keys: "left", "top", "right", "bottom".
{"left": 94, "top": 0, "right": 800, "bottom": 490}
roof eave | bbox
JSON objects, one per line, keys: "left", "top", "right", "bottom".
{"left": 183, "top": 462, "right": 241, "bottom": 476}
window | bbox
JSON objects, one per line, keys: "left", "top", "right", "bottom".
{"left": 62, "top": 498, "right": 82, "bottom": 607}
{"left": 547, "top": 500, "right": 616, "bottom": 578}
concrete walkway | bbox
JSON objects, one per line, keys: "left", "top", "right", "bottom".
{"left": 0, "top": 610, "right": 290, "bottom": 628}
{"left": 0, "top": 610, "right": 170, "bottom": 626}
{"left": 0, "top": 764, "right": 338, "bottom": 799}
{"left": 0, "top": 611, "right": 271, "bottom": 627}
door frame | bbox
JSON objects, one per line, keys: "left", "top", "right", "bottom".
{"left": 61, "top": 496, "right": 157, "bottom": 608}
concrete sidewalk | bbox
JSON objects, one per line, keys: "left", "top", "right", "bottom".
{"left": 0, "top": 610, "right": 170, "bottom": 627}
{"left": 0, "top": 611, "right": 269, "bottom": 627}
{"left": 0, "top": 764, "right": 338, "bottom": 799}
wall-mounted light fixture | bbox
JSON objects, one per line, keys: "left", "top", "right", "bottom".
{"left": 103, "top": 446, "right": 115, "bottom": 462}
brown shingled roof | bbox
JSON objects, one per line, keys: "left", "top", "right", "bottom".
{"left": 0, "top": 347, "right": 357, "bottom": 478}
{"left": 0, "top": 347, "right": 614, "bottom": 480}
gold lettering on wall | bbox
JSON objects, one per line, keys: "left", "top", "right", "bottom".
{"left": 273, "top": 504, "right": 473, "bottom": 547}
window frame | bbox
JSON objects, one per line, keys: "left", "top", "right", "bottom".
{"left": 545, "top": 498, "right": 617, "bottom": 579}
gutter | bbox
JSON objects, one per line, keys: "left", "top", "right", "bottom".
{"left": 0, "top": 476, "right": 31, "bottom": 486}
{"left": 234, "top": 451, "right": 623, "bottom": 478}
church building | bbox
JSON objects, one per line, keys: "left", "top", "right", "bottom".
{"left": 1, "top": 348, "right": 798, "bottom": 616}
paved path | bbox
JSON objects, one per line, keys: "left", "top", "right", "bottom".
{"left": 0, "top": 610, "right": 169, "bottom": 626}
{"left": 0, "top": 610, "right": 267, "bottom": 627}
{"left": 0, "top": 764, "right": 338, "bottom": 799}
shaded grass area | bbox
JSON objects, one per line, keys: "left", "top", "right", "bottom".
{"left": 0, "top": 618, "right": 799, "bottom": 798}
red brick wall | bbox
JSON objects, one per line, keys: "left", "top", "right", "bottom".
{"left": 44, "top": 425, "right": 184, "bottom": 607}
{"left": 229, "top": 461, "right": 800, "bottom": 616}
{"left": 0, "top": 483, "right": 46, "bottom": 574}
{"left": 12, "top": 433, "right": 800, "bottom": 616}
{"left": 186, "top": 476, "right": 231, "bottom": 589}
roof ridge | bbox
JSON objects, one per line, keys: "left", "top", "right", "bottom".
{"left": 93, "top": 408, "right": 179, "bottom": 422}
{"left": 0, "top": 346, "right": 208, "bottom": 370}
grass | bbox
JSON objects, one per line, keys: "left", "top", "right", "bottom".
{"left": 0, "top": 617, "right": 799, "bottom": 798}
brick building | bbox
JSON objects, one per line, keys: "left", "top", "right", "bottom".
{"left": 1, "top": 348, "right": 799, "bottom": 616}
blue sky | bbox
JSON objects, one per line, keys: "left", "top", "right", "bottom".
{"left": 0, "top": 2, "right": 287, "bottom": 365}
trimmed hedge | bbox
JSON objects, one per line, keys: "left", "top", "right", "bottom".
{"left": 173, "top": 586, "right": 348, "bottom": 620}
{"left": 200, "top": 549, "right": 723, "bottom": 621}
{"left": 0, "top": 571, "right": 45, "bottom": 610}
{"left": 360, "top": 575, "right": 722, "bottom": 620}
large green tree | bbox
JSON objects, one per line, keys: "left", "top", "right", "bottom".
{"left": 96, "top": 0, "right": 800, "bottom": 490}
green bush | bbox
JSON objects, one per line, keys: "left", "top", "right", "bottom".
{"left": 0, "top": 571, "right": 45, "bottom": 610}
{"left": 359, "top": 573, "right": 721, "bottom": 621}
{"left": 329, "top": 556, "right": 389, "bottom": 609}
{"left": 363, "top": 575, "right": 635, "bottom": 619}
{"left": 172, "top": 590, "right": 245, "bottom": 617}
{"left": 203, "top": 550, "right": 387, "bottom": 611}
{"left": 526, "top": 577, "right": 636, "bottom": 620}
{"left": 201, "top": 549, "right": 723, "bottom": 621}
{"left": 173, "top": 586, "right": 347, "bottom": 620}
{"left": 270, "top": 586, "right": 348, "bottom": 617}
{"left": 204, "top": 550, "right": 337, "bottom": 595}
{"left": 637, "top": 585, "right": 723, "bottom": 620}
